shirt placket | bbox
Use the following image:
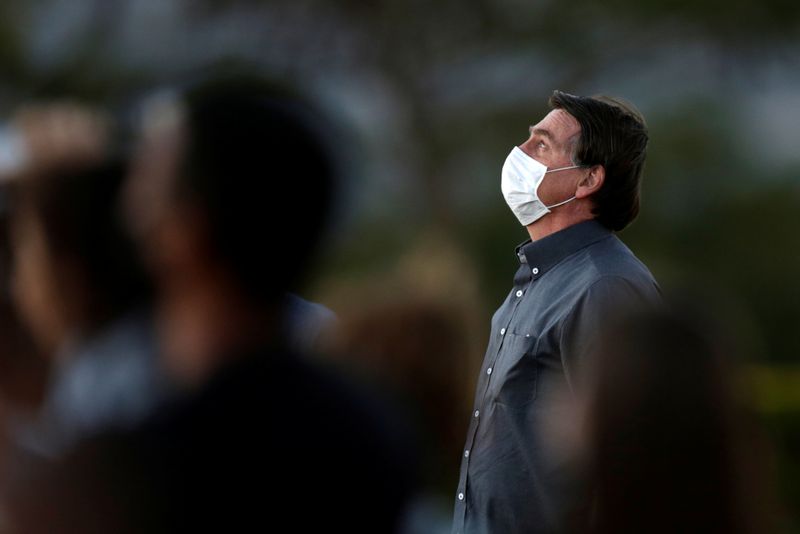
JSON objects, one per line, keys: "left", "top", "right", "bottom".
{"left": 452, "top": 253, "right": 534, "bottom": 533}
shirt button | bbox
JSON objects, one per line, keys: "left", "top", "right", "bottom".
{"left": 458, "top": 492, "right": 465, "bottom": 501}
{"left": 500, "top": 327, "right": 506, "bottom": 335}
{"left": 516, "top": 290, "right": 523, "bottom": 297}
{"left": 474, "top": 410, "right": 480, "bottom": 418}
{"left": 532, "top": 267, "right": 539, "bottom": 275}
{"left": 487, "top": 367, "right": 493, "bottom": 375}
{"left": 464, "top": 450, "right": 470, "bottom": 458}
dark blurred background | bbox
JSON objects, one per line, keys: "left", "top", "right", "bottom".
{"left": 0, "top": 0, "right": 797, "bottom": 530}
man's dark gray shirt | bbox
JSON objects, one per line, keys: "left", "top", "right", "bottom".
{"left": 451, "top": 220, "right": 660, "bottom": 534}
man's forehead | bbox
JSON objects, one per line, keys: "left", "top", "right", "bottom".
{"left": 534, "top": 109, "right": 581, "bottom": 139}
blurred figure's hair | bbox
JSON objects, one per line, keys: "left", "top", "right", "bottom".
{"left": 585, "top": 308, "right": 773, "bottom": 534}
{"left": 174, "top": 74, "right": 337, "bottom": 305}
{"left": 549, "top": 91, "right": 647, "bottom": 232}
{"left": 10, "top": 159, "right": 151, "bottom": 333}
{"left": 334, "top": 297, "right": 473, "bottom": 492}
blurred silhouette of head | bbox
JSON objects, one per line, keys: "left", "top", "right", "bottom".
{"left": 9, "top": 158, "right": 151, "bottom": 355}
{"left": 334, "top": 297, "right": 474, "bottom": 491}
{"left": 126, "top": 72, "right": 337, "bottom": 383}
{"left": 186, "top": 77, "right": 338, "bottom": 300}
{"left": 583, "top": 307, "right": 771, "bottom": 534}
{"left": 130, "top": 74, "right": 335, "bottom": 302}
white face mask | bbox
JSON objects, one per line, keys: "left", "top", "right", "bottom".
{"left": 501, "top": 146, "right": 582, "bottom": 226}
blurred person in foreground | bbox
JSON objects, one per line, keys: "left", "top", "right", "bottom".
{"left": 452, "top": 91, "right": 661, "bottom": 534}
{"left": 333, "top": 297, "right": 476, "bottom": 534}
{"left": 571, "top": 307, "right": 774, "bottom": 534}
{"left": 4, "top": 74, "right": 418, "bottom": 533}
{"left": 0, "top": 103, "right": 333, "bottom": 465}
{"left": 0, "top": 204, "right": 47, "bottom": 473}
{"left": 0, "top": 105, "right": 166, "bottom": 461}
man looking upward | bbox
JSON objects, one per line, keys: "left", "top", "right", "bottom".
{"left": 452, "top": 91, "right": 661, "bottom": 534}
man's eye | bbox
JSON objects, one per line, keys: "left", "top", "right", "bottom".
{"left": 538, "top": 141, "right": 547, "bottom": 149}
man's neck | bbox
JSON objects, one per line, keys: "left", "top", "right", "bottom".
{"left": 526, "top": 211, "right": 594, "bottom": 242}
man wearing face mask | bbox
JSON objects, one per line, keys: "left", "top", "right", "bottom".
{"left": 451, "top": 91, "right": 661, "bottom": 534}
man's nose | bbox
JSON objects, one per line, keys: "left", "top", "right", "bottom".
{"left": 518, "top": 138, "right": 535, "bottom": 158}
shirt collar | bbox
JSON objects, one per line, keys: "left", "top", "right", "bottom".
{"left": 515, "top": 220, "right": 612, "bottom": 279}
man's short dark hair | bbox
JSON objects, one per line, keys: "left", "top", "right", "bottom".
{"left": 176, "top": 74, "right": 337, "bottom": 305}
{"left": 549, "top": 91, "right": 648, "bottom": 231}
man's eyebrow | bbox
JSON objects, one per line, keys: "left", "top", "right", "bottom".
{"left": 529, "top": 126, "right": 555, "bottom": 142}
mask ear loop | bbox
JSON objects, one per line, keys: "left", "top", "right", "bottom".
{"left": 545, "top": 195, "right": 576, "bottom": 209}
{"left": 545, "top": 164, "right": 582, "bottom": 173}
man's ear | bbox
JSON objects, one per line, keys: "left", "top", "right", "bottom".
{"left": 576, "top": 165, "right": 605, "bottom": 199}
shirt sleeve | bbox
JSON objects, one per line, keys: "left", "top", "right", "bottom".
{"left": 558, "top": 275, "right": 660, "bottom": 391}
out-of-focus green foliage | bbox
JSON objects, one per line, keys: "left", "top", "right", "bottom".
{"left": 753, "top": 366, "right": 800, "bottom": 414}
{"left": 756, "top": 362, "right": 800, "bottom": 533}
